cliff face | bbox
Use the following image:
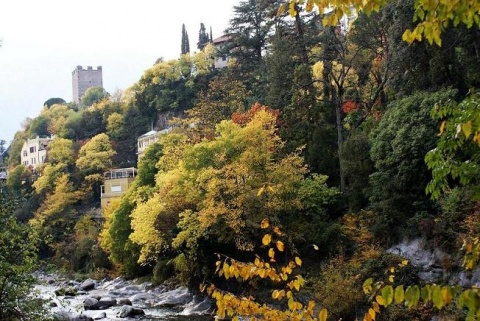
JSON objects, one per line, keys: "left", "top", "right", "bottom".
{"left": 156, "top": 109, "right": 185, "bottom": 130}
{"left": 389, "top": 238, "right": 480, "bottom": 287}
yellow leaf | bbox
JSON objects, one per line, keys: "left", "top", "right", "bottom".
{"left": 268, "top": 248, "right": 275, "bottom": 259}
{"left": 372, "top": 302, "right": 380, "bottom": 313}
{"left": 288, "top": 1, "right": 297, "bottom": 16}
{"left": 319, "top": 308, "right": 328, "bottom": 321}
{"left": 295, "top": 257, "right": 302, "bottom": 266}
{"left": 262, "top": 234, "right": 272, "bottom": 246}
{"left": 376, "top": 295, "right": 385, "bottom": 306}
{"left": 363, "top": 278, "right": 373, "bottom": 294}
{"left": 276, "top": 241, "right": 285, "bottom": 252}
{"left": 389, "top": 275, "right": 395, "bottom": 283}
{"left": 260, "top": 218, "right": 269, "bottom": 229}
{"left": 368, "top": 308, "right": 376, "bottom": 320}
{"left": 390, "top": 267, "right": 395, "bottom": 273}
{"left": 439, "top": 120, "right": 446, "bottom": 135}
{"left": 272, "top": 289, "right": 279, "bottom": 299}
{"left": 462, "top": 120, "right": 473, "bottom": 139}
{"left": 441, "top": 286, "right": 452, "bottom": 305}
{"left": 273, "top": 226, "right": 283, "bottom": 236}
{"left": 400, "top": 260, "right": 409, "bottom": 266}
{"left": 277, "top": 3, "right": 286, "bottom": 16}
{"left": 313, "top": 244, "right": 319, "bottom": 250}
{"left": 257, "top": 186, "right": 265, "bottom": 196}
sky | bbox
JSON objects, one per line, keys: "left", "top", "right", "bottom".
{"left": 0, "top": 0, "right": 240, "bottom": 146}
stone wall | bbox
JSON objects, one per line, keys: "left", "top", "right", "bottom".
{"left": 72, "top": 65, "right": 103, "bottom": 105}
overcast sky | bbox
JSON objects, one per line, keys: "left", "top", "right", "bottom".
{"left": 0, "top": 0, "right": 239, "bottom": 145}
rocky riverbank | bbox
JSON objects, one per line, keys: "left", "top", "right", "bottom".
{"left": 34, "top": 272, "right": 213, "bottom": 320}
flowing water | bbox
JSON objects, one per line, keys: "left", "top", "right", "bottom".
{"left": 35, "top": 273, "right": 215, "bottom": 320}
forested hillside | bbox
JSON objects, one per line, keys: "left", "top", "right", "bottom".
{"left": 1, "top": 0, "right": 479, "bottom": 320}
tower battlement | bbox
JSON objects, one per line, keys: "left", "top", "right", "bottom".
{"left": 72, "top": 65, "right": 103, "bottom": 105}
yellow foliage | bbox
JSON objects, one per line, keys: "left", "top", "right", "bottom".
{"left": 289, "top": 0, "right": 480, "bottom": 46}
{"left": 98, "top": 198, "right": 120, "bottom": 254}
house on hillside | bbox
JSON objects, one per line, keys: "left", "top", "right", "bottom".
{"left": 100, "top": 167, "right": 137, "bottom": 209}
{"left": 20, "top": 136, "right": 51, "bottom": 169}
{"left": 211, "top": 35, "right": 232, "bottom": 69}
{"left": 137, "top": 128, "right": 171, "bottom": 160}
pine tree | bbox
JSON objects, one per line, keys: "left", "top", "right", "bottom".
{"left": 197, "top": 23, "right": 210, "bottom": 50}
{"left": 181, "top": 24, "right": 190, "bottom": 55}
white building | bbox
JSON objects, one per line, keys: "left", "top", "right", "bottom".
{"left": 137, "top": 128, "right": 171, "bottom": 160}
{"left": 20, "top": 136, "right": 51, "bottom": 169}
{"left": 212, "top": 35, "right": 232, "bottom": 69}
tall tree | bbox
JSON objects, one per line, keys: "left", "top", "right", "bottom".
{"left": 197, "top": 22, "right": 210, "bottom": 50}
{"left": 181, "top": 23, "right": 190, "bottom": 55}
{"left": 224, "top": 0, "right": 276, "bottom": 101}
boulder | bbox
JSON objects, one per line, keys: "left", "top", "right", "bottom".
{"left": 84, "top": 297, "right": 116, "bottom": 310}
{"left": 83, "top": 297, "right": 99, "bottom": 310}
{"left": 55, "top": 287, "right": 77, "bottom": 296}
{"left": 80, "top": 279, "right": 96, "bottom": 291}
{"left": 117, "top": 305, "right": 145, "bottom": 318}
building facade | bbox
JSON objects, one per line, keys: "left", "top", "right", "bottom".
{"left": 212, "top": 35, "right": 232, "bottom": 69}
{"left": 20, "top": 136, "right": 51, "bottom": 169}
{"left": 72, "top": 65, "right": 103, "bottom": 105}
{"left": 137, "top": 128, "right": 171, "bottom": 160}
{"left": 100, "top": 167, "right": 137, "bottom": 209}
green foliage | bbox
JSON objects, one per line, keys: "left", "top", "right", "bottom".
{"left": 43, "top": 97, "right": 66, "bottom": 108}
{"left": 81, "top": 86, "right": 109, "bottom": 107}
{"left": 0, "top": 188, "right": 50, "bottom": 320}
{"left": 425, "top": 91, "right": 480, "bottom": 200}
{"left": 181, "top": 23, "right": 190, "bottom": 55}
{"left": 54, "top": 213, "right": 110, "bottom": 273}
{"left": 197, "top": 22, "right": 209, "bottom": 50}
{"left": 340, "top": 130, "right": 374, "bottom": 212}
{"left": 369, "top": 90, "right": 456, "bottom": 241}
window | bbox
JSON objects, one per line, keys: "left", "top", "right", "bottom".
{"left": 30, "top": 146, "right": 36, "bottom": 153}
{"left": 23, "top": 150, "right": 27, "bottom": 157}
{"left": 111, "top": 185, "right": 122, "bottom": 193}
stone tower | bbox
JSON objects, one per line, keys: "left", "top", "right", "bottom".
{"left": 72, "top": 65, "right": 103, "bottom": 105}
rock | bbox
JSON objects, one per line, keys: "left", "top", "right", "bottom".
{"left": 84, "top": 297, "right": 116, "bottom": 310}
{"left": 83, "top": 297, "right": 99, "bottom": 310}
{"left": 55, "top": 287, "right": 77, "bottom": 296}
{"left": 93, "top": 312, "right": 107, "bottom": 320}
{"left": 117, "top": 305, "right": 145, "bottom": 318}
{"left": 49, "top": 301, "right": 58, "bottom": 307}
{"left": 80, "top": 279, "right": 96, "bottom": 291}
{"left": 95, "top": 298, "right": 117, "bottom": 310}
{"left": 117, "top": 298, "right": 132, "bottom": 305}
{"left": 71, "top": 314, "right": 94, "bottom": 321}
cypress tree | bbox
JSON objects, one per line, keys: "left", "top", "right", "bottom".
{"left": 197, "top": 22, "right": 210, "bottom": 50}
{"left": 181, "top": 24, "right": 190, "bottom": 55}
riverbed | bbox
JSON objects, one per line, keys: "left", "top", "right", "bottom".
{"left": 35, "top": 273, "right": 214, "bottom": 320}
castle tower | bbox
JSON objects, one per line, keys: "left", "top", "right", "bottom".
{"left": 72, "top": 65, "right": 103, "bottom": 105}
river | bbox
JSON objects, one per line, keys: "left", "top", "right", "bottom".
{"left": 35, "top": 273, "right": 215, "bottom": 320}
